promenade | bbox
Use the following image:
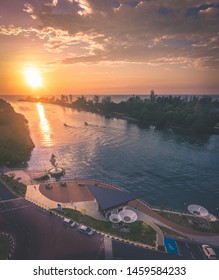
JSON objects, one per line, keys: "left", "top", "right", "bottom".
{"left": 5, "top": 169, "right": 219, "bottom": 248}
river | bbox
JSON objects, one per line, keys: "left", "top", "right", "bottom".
{"left": 3, "top": 96, "right": 219, "bottom": 215}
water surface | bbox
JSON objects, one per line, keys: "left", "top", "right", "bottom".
{"left": 8, "top": 99, "right": 219, "bottom": 215}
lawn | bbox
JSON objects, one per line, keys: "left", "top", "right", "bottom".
{"left": 0, "top": 174, "right": 27, "bottom": 197}
{"left": 54, "top": 208, "right": 156, "bottom": 246}
{"left": 158, "top": 226, "right": 189, "bottom": 239}
{"left": 156, "top": 210, "right": 219, "bottom": 233}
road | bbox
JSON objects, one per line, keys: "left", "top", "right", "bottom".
{"left": 0, "top": 198, "right": 105, "bottom": 259}
{"left": 0, "top": 180, "right": 105, "bottom": 259}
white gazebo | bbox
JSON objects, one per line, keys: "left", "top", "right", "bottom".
{"left": 188, "top": 204, "right": 209, "bottom": 217}
{"left": 118, "top": 209, "right": 138, "bottom": 223}
{"left": 109, "top": 213, "right": 122, "bottom": 224}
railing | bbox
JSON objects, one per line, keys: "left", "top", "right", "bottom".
{"left": 151, "top": 207, "right": 194, "bottom": 216}
{"left": 5, "top": 170, "right": 217, "bottom": 218}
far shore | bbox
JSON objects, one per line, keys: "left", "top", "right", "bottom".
{"left": 18, "top": 94, "right": 219, "bottom": 135}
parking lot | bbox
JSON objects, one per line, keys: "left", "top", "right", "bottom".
{"left": 164, "top": 236, "right": 219, "bottom": 260}
{"left": 112, "top": 239, "right": 183, "bottom": 260}
{"left": 0, "top": 182, "right": 105, "bottom": 259}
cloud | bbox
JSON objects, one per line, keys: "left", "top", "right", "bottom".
{"left": 0, "top": 25, "right": 26, "bottom": 36}
{"left": 199, "top": 6, "right": 219, "bottom": 15}
{"left": 0, "top": 24, "right": 104, "bottom": 55}
{"left": 52, "top": 0, "right": 59, "bottom": 6}
{"left": 75, "top": 0, "right": 93, "bottom": 15}
{"left": 186, "top": 2, "right": 219, "bottom": 17}
{"left": 1, "top": 0, "right": 219, "bottom": 69}
{"left": 23, "top": 3, "right": 37, "bottom": 19}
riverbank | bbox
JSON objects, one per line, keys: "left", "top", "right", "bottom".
{"left": 0, "top": 99, "right": 34, "bottom": 167}
{"left": 19, "top": 94, "right": 219, "bottom": 135}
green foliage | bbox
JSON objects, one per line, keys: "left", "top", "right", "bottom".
{"left": 157, "top": 211, "right": 219, "bottom": 233}
{"left": 22, "top": 94, "right": 219, "bottom": 135}
{"left": 54, "top": 208, "right": 156, "bottom": 246}
{"left": 0, "top": 99, "right": 34, "bottom": 166}
{"left": 0, "top": 174, "right": 27, "bottom": 197}
{"left": 158, "top": 226, "right": 188, "bottom": 239}
{"left": 69, "top": 94, "right": 219, "bottom": 133}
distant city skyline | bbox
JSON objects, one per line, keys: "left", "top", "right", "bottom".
{"left": 0, "top": 0, "right": 219, "bottom": 95}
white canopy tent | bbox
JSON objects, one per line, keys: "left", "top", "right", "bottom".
{"left": 109, "top": 213, "right": 122, "bottom": 223}
{"left": 109, "top": 209, "right": 138, "bottom": 224}
{"left": 118, "top": 209, "right": 138, "bottom": 223}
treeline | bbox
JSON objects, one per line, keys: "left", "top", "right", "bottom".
{"left": 23, "top": 92, "right": 219, "bottom": 133}
{"left": 70, "top": 92, "right": 219, "bottom": 133}
{"left": 0, "top": 99, "right": 34, "bottom": 166}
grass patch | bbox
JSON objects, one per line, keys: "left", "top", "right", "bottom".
{"left": 0, "top": 174, "right": 27, "bottom": 197}
{"left": 54, "top": 208, "right": 156, "bottom": 246}
{"left": 156, "top": 210, "right": 219, "bottom": 233}
{"left": 0, "top": 235, "right": 11, "bottom": 260}
{"left": 158, "top": 226, "right": 189, "bottom": 239}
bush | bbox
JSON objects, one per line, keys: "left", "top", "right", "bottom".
{"left": 54, "top": 208, "right": 156, "bottom": 246}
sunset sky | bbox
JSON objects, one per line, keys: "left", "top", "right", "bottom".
{"left": 0, "top": 0, "right": 219, "bottom": 95}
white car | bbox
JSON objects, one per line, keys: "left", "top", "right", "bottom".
{"left": 63, "top": 218, "right": 76, "bottom": 228}
{"left": 201, "top": 244, "right": 216, "bottom": 259}
{"left": 78, "top": 225, "right": 95, "bottom": 236}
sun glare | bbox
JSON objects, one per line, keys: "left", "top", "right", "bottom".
{"left": 24, "top": 68, "right": 42, "bottom": 88}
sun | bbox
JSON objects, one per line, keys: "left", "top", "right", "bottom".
{"left": 24, "top": 68, "right": 42, "bottom": 88}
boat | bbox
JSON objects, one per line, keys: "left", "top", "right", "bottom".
{"left": 64, "top": 123, "right": 68, "bottom": 127}
{"left": 84, "top": 122, "right": 88, "bottom": 126}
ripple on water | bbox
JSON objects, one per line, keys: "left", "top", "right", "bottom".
{"left": 10, "top": 101, "right": 219, "bottom": 215}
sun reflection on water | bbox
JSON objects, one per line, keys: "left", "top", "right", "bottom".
{"left": 36, "top": 102, "right": 52, "bottom": 146}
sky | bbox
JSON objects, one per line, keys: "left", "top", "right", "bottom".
{"left": 0, "top": 0, "right": 219, "bottom": 95}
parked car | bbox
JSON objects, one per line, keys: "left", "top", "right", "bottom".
{"left": 201, "top": 244, "right": 216, "bottom": 259}
{"left": 78, "top": 225, "right": 95, "bottom": 236}
{"left": 63, "top": 218, "right": 76, "bottom": 228}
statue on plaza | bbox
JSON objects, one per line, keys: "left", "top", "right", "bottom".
{"left": 50, "top": 154, "right": 58, "bottom": 170}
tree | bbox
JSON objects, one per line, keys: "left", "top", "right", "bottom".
{"left": 93, "top": 95, "right": 100, "bottom": 105}
{"left": 101, "top": 96, "right": 112, "bottom": 112}
{"left": 69, "top": 94, "right": 73, "bottom": 103}
{"left": 61, "top": 94, "right": 65, "bottom": 102}
{"left": 101, "top": 96, "right": 111, "bottom": 104}
{"left": 150, "top": 90, "right": 156, "bottom": 103}
{"left": 74, "top": 95, "right": 87, "bottom": 107}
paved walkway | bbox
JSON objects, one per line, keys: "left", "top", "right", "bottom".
{"left": 4, "top": 170, "right": 33, "bottom": 185}
{"left": 26, "top": 184, "right": 106, "bottom": 220}
{"left": 132, "top": 208, "right": 164, "bottom": 247}
{"left": 129, "top": 200, "right": 219, "bottom": 246}
{"left": 104, "top": 236, "right": 113, "bottom": 259}
{"left": 5, "top": 169, "right": 219, "bottom": 247}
